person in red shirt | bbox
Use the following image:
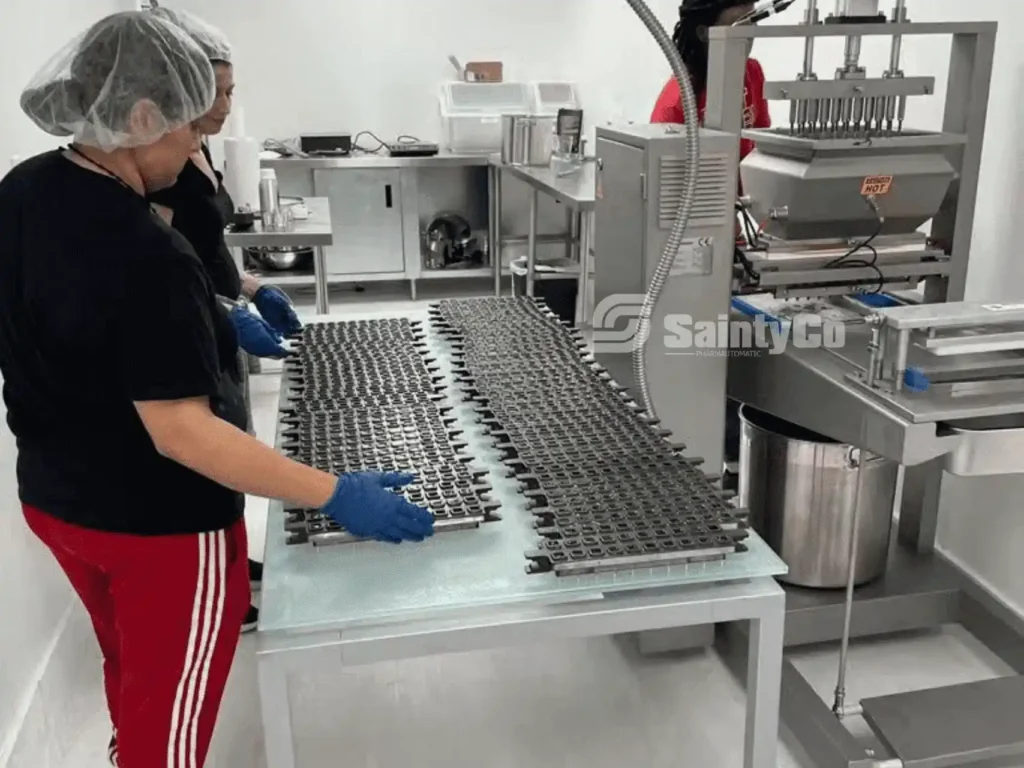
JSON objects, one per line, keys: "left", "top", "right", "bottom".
{"left": 651, "top": 0, "right": 771, "bottom": 161}
{"left": 651, "top": 0, "right": 771, "bottom": 474}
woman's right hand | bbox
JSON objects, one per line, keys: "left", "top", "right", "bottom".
{"left": 230, "top": 304, "right": 288, "bottom": 359}
{"left": 322, "top": 472, "right": 435, "bottom": 544}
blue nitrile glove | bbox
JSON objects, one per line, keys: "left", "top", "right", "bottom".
{"left": 230, "top": 305, "right": 288, "bottom": 359}
{"left": 253, "top": 286, "right": 302, "bottom": 337}
{"left": 322, "top": 471, "right": 435, "bottom": 544}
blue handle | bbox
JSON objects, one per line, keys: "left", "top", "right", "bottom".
{"left": 731, "top": 297, "right": 783, "bottom": 334}
{"left": 855, "top": 293, "right": 901, "bottom": 308}
{"left": 903, "top": 367, "right": 930, "bottom": 393}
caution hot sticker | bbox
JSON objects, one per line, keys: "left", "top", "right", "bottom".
{"left": 861, "top": 175, "right": 894, "bottom": 196}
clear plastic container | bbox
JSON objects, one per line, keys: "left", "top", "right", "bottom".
{"left": 530, "top": 82, "right": 581, "bottom": 117}
{"left": 439, "top": 82, "right": 532, "bottom": 155}
{"left": 535, "top": 83, "right": 583, "bottom": 170}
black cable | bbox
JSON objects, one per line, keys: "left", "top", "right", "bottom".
{"left": 820, "top": 196, "right": 886, "bottom": 293}
{"left": 352, "top": 130, "right": 389, "bottom": 154}
{"left": 829, "top": 246, "right": 885, "bottom": 294}
{"left": 734, "top": 245, "right": 759, "bottom": 281}
{"left": 824, "top": 195, "right": 884, "bottom": 268}
{"left": 353, "top": 132, "right": 426, "bottom": 154}
{"left": 735, "top": 202, "right": 767, "bottom": 252}
{"left": 822, "top": 224, "right": 882, "bottom": 269}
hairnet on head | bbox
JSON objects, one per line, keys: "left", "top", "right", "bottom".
{"left": 680, "top": 0, "right": 751, "bottom": 13}
{"left": 149, "top": 7, "right": 232, "bottom": 64}
{"left": 19, "top": 11, "right": 215, "bottom": 150}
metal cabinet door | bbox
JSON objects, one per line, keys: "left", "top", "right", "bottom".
{"left": 313, "top": 169, "right": 406, "bottom": 275}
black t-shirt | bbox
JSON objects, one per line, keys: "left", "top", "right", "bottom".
{"left": 149, "top": 144, "right": 242, "bottom": 300}
{"left": 0, "top": 151, "right": 246, "bottom": 535}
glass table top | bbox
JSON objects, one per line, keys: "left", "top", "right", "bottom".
{"left": 259, "top": 308, "right": 787, "bottom": 635}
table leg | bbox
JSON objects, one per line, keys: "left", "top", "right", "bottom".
{"left": 744, "top": 596, "right": 785, "bottom": 768}
{"left": 313, "top": 246, "right": 330, "bottom": 316}
{"left": 492, "top": 167, "right": 503, "bottom": 297}
{"left": 526, "top": 189, "right": 538, "bottom": 297}
{"left": 565, "top": 208, "right": 578, "bottom": 262}
{"left": 576, "top": 212, "right": 593, "bottom": 327}
{"left": 258, "top": 654, "right": 296, "bottom": 768}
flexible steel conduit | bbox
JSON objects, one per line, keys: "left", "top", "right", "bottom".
{"left": 623, "top": 0, "right": 701, "bottom": 418}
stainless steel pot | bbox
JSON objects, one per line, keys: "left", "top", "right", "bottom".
{"left": 501, "top": 114, "right": 555, "bottom": 167}
{"left": 738, "top": 405, "right": 897, "bottom": 589}
{"left": 243, "top": 246, "right": 313, "bottom": 272}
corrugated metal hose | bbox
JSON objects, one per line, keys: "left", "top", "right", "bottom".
{"left": 623, "top": 0, "right": 701, "bottom": 418}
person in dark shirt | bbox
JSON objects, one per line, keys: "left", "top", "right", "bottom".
{"left": 2, "top": 13, "right": 433, "bottom": 767}
{"left": 149, "top": 7, "right": 301, "bottom": 354}
{"left": 147, "top": 8, "right": 301, "bottom": 621}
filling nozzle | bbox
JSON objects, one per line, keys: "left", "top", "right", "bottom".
{"left": 844, "top": 34, "right": 863, "bottom": 70}
{"left": 884, "top": 1, "right": 908, "bottom": 134}
{"left": 799, "top": 0, "right": 819, "bottom": 136}
{"left": 836, "top": 35, "right": 865, "bottom": 138}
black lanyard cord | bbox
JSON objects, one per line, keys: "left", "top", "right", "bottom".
{"left": 65, "top": 145, "right": 140, "bottom": 197}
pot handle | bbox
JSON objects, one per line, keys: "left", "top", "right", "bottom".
{"left": 847, "top": 447, "right": 884, "bottom": 468}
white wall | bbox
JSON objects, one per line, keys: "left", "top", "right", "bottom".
{"left": 170, "top": 0, "right": 1023, "bottom": 303}
{"left": 1, "top": 4, "right": 130, "bottom": 765}
{"left": 1, "top": 4, "right": 1022, "bottom": 761}
{"left": 0, "top": 1, "right": 136, "bottom": 167}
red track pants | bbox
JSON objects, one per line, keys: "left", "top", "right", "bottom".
{"left": 23, "top": 505, "right": 250, "bottom": 768}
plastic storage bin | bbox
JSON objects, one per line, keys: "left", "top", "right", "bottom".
{"left": 530, "top": 82, "right": 581, "bottom": 117}
{"left": 439, "top": 82, "right": 532, "bottom": 155}
{"left": 510, "top": 256, "right": 580, "bottom": 325}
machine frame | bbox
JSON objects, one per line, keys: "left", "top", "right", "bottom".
{"left": 700, "top": 19, "right": 1024, "bottom": 768}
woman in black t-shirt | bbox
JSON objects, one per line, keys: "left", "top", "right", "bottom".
{"left": 2, "top": 13, "right": 433, "bottom": 767}
{"left": 148, "top": 9, "right": 300, "bottom": 624}
{"left": 149, "top": 8, "right": 301, "bottom": 355}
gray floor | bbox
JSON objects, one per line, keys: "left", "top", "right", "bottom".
{"left": 64, "top": 283, "right": 1021, "bottom": 767}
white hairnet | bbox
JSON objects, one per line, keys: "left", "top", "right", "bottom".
{"left": 19, "top": 11, "right": 215, "bottom": 150}
{"left": 149, "top": 7, "right": 232, "bottom": 64}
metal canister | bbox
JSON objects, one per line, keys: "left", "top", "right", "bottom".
{"left": 501, "top": 115, "right": 555, "bottom": 167}
{"left": 738, "top": 405, "right": 897, "bottom": 588}
{"left": 259, "top": 169, "right": 280, "bottom": 225}
{"left": 501, "top": 114, "right": 534, "bottom": 165}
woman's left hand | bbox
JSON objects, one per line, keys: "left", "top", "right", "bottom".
{"left": 253, "top": 285, "right": 302, "bottom": 336}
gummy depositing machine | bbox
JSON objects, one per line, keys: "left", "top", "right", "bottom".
{"left": 591, "top": 2, "right": 1024, "bottom": 766}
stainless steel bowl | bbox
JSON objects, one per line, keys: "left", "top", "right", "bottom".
{"left": 243, "top": 246, "right": 314, "bottom": 272}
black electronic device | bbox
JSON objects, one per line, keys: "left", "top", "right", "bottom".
{"left": 387, "top": 142, "right": 440, "bottom": 158}
{"left": 299, "top": 133, "right": 352, "bottom": 157}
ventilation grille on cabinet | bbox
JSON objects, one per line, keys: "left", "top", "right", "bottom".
{"left": 658, "top": 154, "right": 731, "bottom": 230}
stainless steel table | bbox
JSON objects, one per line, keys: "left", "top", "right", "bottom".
{"left": 256, "top": 308, "right": 788, "bottom": 768}
{"left": 264, "top": 154, "right": 498, "bottom": 299}
{"left": 224, "top": 197, "right": 334, "bottom": 314}
{"left": 262, "top": 154, "right": 492, "bottom": 171}
{"left": 491, "top": 160, "right": 597, "bottom": 324}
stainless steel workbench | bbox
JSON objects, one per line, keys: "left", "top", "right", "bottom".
{"left": 265, "top": 153, "right": 501, "bottom": 300}
{"left": 256, "top": 308, "right": 788, "bottom": 768}
{"left": 261, "top": 154, "right": 491, "bottom": 171}
{"left": 224, "top": 197, "right": 334, "bottom": 314}
{"left": 257, "top": 154, "right": 597, "bottom": 314}
{"left": 490, "top": 160, "right": 597, "bottom": 325}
